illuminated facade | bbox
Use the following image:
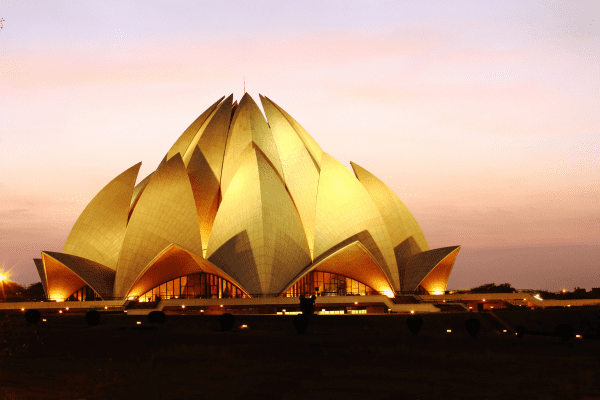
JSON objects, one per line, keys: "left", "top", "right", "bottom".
{"left": 34, "top": 93, "right": 460, "bottom": 301}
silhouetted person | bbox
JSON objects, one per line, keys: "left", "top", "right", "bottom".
{"left": 299, "top": 294, "right": 316, "bottom": 315}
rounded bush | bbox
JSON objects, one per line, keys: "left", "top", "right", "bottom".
{"left": 406, "top": 315, "right": 423, "bottom": 335}
{"left": 86, "top": 310, "right": 101, "bottom": 326}
{"left": 25, "top": 309, "right": 41, "bottom": 325}
{"left": 148, "top": 310, "right": 166, "bottom": 324}
{"left": 464, "top": 318, "right": 481, "bottom": 337}
{"left": 219, "top": 313, "right": 235, "bottom": 331}
{"left": 555, "top": 323, "right": 574, "bottom": 340}
{"left": 293, "top": 314, "right": 310, "bottom": 334}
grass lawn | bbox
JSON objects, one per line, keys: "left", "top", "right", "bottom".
{"left": 1, "top": 312, "right": 599, "bottom": 400}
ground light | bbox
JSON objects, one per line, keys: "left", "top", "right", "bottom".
{"left": 447, "top": 329, "right": 452, "bottom": 333}
{"left": 576, "top": 335, "right": 582, "bottom": 339}
{"left": 181, "top": 305, "right": 185, "bottom": 309}
{"left": 59, "top": 310, "right": 62, "bottom": 313}
{"left": 136, "top": 321, "right": 141, "bottom": 325}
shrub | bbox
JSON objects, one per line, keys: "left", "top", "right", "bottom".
{"left": 293, "top": 314, "right": 309, "bottom": 334}
{"left": 464, "top": 318, "right": 481, "bottom": 337}
{"left": 148, "top": 310, "right": 166, "bottom": 324}
{"left": 85, "top": 310, "right": 101, "bottom": 326}
{"left": 406, "top": 315, "right": 423, "bottom": 335}
{"left": 25, "top": 309, "right": 41, "bottom": 324}
{"left": 555, "top": 323, "right": 574, "bottom": 340}
{"left": 219, "top": 313, "right": 235, "bottom": 331}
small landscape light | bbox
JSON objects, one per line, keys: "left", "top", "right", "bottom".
{"left": 490, "top": 306, "right": 494, "bottom": 309}
{"left": 136, "top": 321, "right": 141, "bottom": 325}
{"left": 482, "top": 299, "right": 485, "bottom": 302}
{"left": 567, "top": 305, "right": 571, "bottom": 307}
{"left": 503, "top": 329, "right": 507, "bottom": 333}
{"left": 105, "top": 306, "right": 108, "bottom": 309}
{"left": 181, "top": 305, "right": 185, "bottom": 309}
{"left": 410, "top": 310, "right": 415, "bottom": 314}
{"left": 469, "top": 307, "right": 473, "bottom": 309}
{"left": 21, "top": 308, "right": 24, "bottom": 311}
{"left": 354, "top": 302, "right": 358, "bottom": 305}
{"left": 447, "top": 329, "right": 452, "bottom": 333}
{"left": 66, "top": 307, "right": 69, "bottom": 310}
{"left": 443, "top": 300, "right": 446, "bottom": 303}
{"left": 42, "top": 319, "right": 47, "bottom": 322}
{"left": 220, "top": 305, "right": 223, "bottom": 307}
{"left": 576, "top": 334, "right": 582, "bottom": 339}
{"left": 240, "top": 324, "right": 248, "bottom": 329}
{"left": 59, "top": 310, "right": 62, "bottom": 313}
{"left": 124, "top": 310, "right": 128, "bottom": 313}
{"left": 200, "top": 310, "right": 204, "bottom": 313}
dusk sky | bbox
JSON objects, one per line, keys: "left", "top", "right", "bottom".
{"left": 1, "top": 0, "right": 598, "bottom": 291}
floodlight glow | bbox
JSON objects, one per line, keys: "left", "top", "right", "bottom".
{"left": 534, "top": 294, "right": 543, "bottom": 301}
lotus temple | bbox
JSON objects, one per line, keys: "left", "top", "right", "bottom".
{"left": 31, "top": 93, "right": 461, "bottom": 312}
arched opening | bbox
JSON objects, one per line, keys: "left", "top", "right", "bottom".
{"left": 137, "top": 272, "right": 249, "bottom": 302}
{"left": 283, "top": 271, "right": 376, "bottom": 297}
{"left": 67, "top": 285, "right": 100, "bottom": 301}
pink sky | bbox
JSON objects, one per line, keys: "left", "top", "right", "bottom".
{"left": 1, "top": 0, "right": 598, "bottom": 291}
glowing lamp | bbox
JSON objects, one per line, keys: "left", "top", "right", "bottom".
{"left": 433, "top": 291, "right": 444, "bottom": 295}
{"left": 181, "top": 305, "right": 185, "bottom": 309}
{"left": 410, "top": 311, "right": 414, "bottom": 314}
{"left": 220, "top": 305, "right": 223, "bottom": 307}
{"left": 65, "top": 307, "right": 69, "bottom": 310}
{"left": 446, "top": 329, "right": 452, "bottom": 333}
{"left": 482, "top": 299, "right": 485, "bottom": 302}
{"left": 0, "top": 275, "right": 6, "bottom": 281}
{"left": 503, "top": 330, "right": 507, "bottom": 333}
{"left": 59, "top": 310, "right": 62, "bottom": 313}
{"left": 104, "top": 306, "right": 108, "bottom": 309}
{"left": 21, "top": 308, "right": 24, "bottom": 311}
{"left": 42, "top": 319, "right": 47, "bottom": 322}
{"left": 241, "top": 324, "right": 248, "bottom": 329}
{"left": 575, "top": 335, "right": 582, "bottom": 339}
{"left": 136, "top": 321, "right": 141, "bottom": 325}
{"left": 354, "top": 302, "right": 358, "bottom": 305}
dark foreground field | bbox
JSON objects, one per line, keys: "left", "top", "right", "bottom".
{"left": 1, "top": 310, "right": 599, "bottom": 400}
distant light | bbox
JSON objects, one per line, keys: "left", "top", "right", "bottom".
{"left": 0, "top": 274, "right": 6, "bottom": 281}
{"left": 562, "top": 289, "right": 567, "bottom": 293}
{"left": 128, "top": 297, "right": 135, "bottom": 300}
{"left": 124, "top": 310, "right": 128, "bottom": 313}
{"left": 181, "top": 305, "right": 185, "bottom": 309}
{"left": 42, "top": 319, "right": 47, "bottom": 322}
{"left": 503, "top": 330, "right": 507, "bottom": 333}
{"left": 200, "top": 310, "right": 204, "bottom": 313}
{"left": 354, "top": 302, "right": 358, "bottom": 305}
{"left": 241, "top": 324, "right": 248, "bottom": 329}
{"left": 104, "top": 306, "right": 108, "bottom": 309}
{"left": 482, "top": 299, "right": 486, "bottom": 302}
{"left": 567, "top": 305, "right": 571, "bottom": 307}
{"left": 65, "top": 307, "right": 69, "bottom": 310}
{"left": 490, "top": 306, "right": 494, "bottom": 309}
{"left": 443, "top": 300, "right": 446, "bottom": 303}
{"left": 220, "top": 305, "right": 223, "bottom": 307}
{"left": 469, "top": 307, "right": 473, "bottom": 309}
{"left": 447, "top": 329, "right": 452, "bottom": 333}
{"left": 59, "top": 310, "right": 62, "bottom": 313}
{"left": 21, "top": 308, "right": 24, "bottom": 311}
{"left": 432, "top": 291, "right": 443, "bottom": 295}
{"left": 410, "top": 311, "right": 414, "bottom": 314}
{"left": 282, "top": 309, "right": 286, "bottom": 312}
{"left": 136, "top": 321, "right": 141, "bottom": 325}
{"left": 515, "top": 333, "right": 518, "bottom": 335}
{"left": 575, "top": 334, "right": 582, "bottom": 339}
{"left": 322, "top": 309, "right": 326, "bottom": 312}
{"left": 534, "top": 294, "right": 543, "bottom": 301}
